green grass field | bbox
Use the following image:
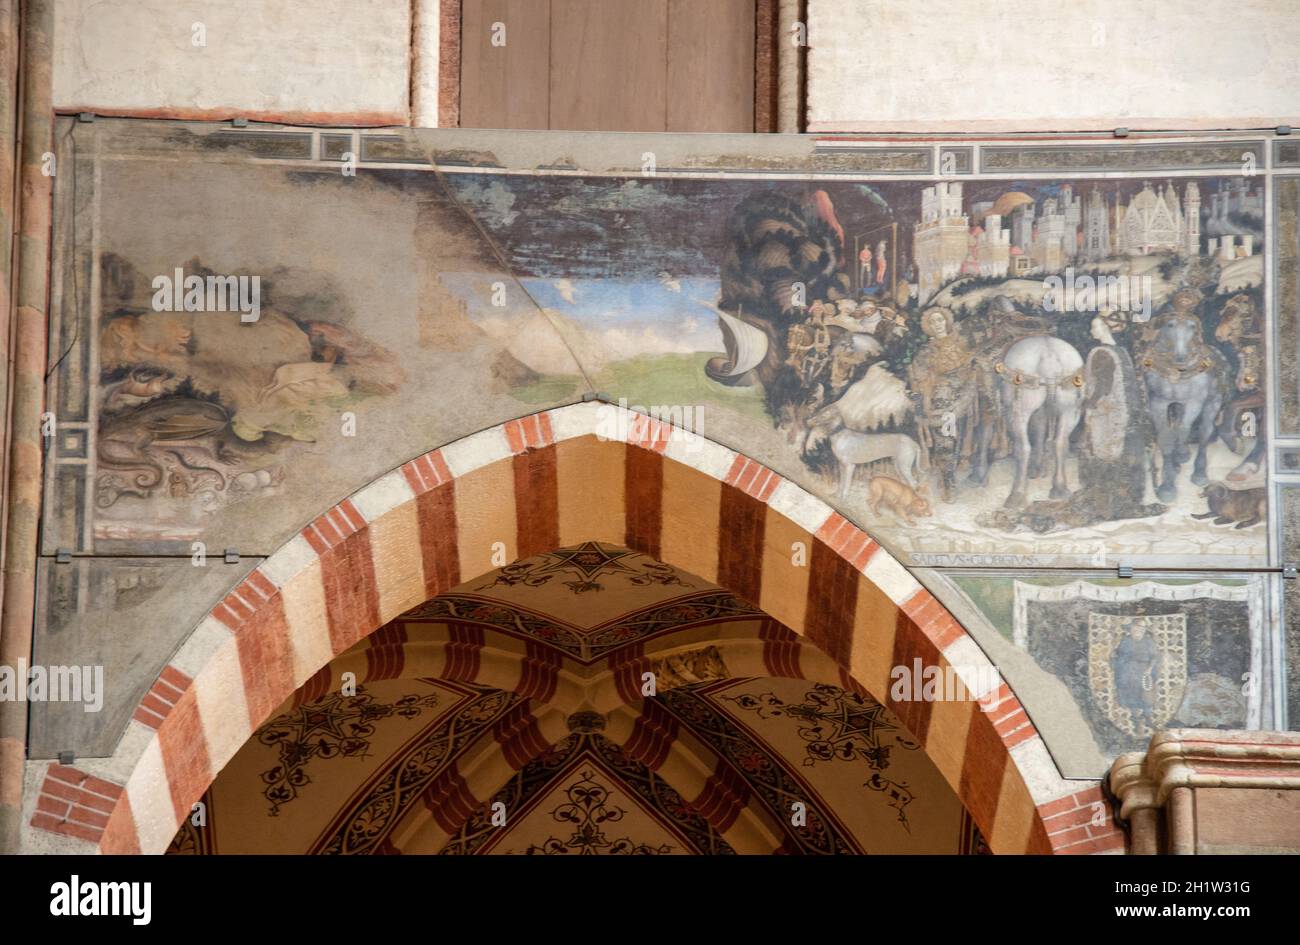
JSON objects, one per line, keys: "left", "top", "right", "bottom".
{"left": 592, "top": 352, "right": 769, "bottom": 423}
{"left": 509, "top": 374, "right": 582, "bottom": 405}
{"left": 511, "top": 352, "right": 769, "bottom": 424}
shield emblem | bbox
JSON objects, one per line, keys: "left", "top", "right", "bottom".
{"left": 1087, "top": 612, "right": 1187, "bottom": 738}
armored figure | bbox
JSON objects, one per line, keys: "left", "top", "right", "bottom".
{"left": 909, "top": 307, "right": 977, "bottom": 502}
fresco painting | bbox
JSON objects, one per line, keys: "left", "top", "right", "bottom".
{"left": 44, "top": 147, "right": 591, "bottom": 554}
{"left": 94, "top": 256, "right": 405, "bottom": 538}
{"left": 448, "top": 172, "right": 1268, "bottom": 568}
{"left": 51, "top": 140, "right": 1270, "bottom": 568}
{"left": 1280, "top": 485, "right": 1300, "bottom": 731}
{"left": 37, "top": 123, "right": 1293, "bottom": 767}
{"left": 947, "top": 573, "right": 1264, "bottom": 757}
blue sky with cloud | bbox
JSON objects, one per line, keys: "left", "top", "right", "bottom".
{"left": 440, "top": 271, "right": 727, "bottom": 360}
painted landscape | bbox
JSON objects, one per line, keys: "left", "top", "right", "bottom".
{"left": 450, "top": 172, "right": 1268, "bottom": 566}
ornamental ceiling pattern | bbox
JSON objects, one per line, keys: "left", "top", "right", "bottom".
{"left": 169, "top": 544, "right": 985, "bottom": 855}
{"left": 401, "top": 542, "right": 765, "bottom": 663}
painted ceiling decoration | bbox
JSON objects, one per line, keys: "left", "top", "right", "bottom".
{"left": 402, "top": 541, "right": 767, "bottom": 665}
{"left": 168, "top": 544, "right": 985, "bottom": 855}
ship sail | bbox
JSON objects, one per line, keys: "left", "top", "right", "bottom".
{"left": 706, "top": 307, "right": 769, "bottom": 385}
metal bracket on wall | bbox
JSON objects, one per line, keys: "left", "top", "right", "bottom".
{"left": 1278, "top": 126, "right": 1293, "bottom": 136}
{"left": 57, "top": 751, "right": 75, "bottom": 765}
{"left": 223, "top": 549, "right": 240, "bottom": 564}
{"left": 1284, "top": 564, "right": 1297, "bottom": 579}
{"left": 1116, "top": 564, "right": 1134, "bottom": 579}
{"left": 76, "top": 112, "right": 94, "bottom": 123}
{"left": 54, "top": 549, "right": 71, "bottom": 564}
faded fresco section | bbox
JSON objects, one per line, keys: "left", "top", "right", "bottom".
{"left": 43, "top": 121, "right": 587, "bottom": 558}
{"left": 1282, "top": 486, "right": 1300, "bottom": 730}
{"left": 1278, "top": 178, "right": 1300, "bottom": 434}
{"left": 1277, "top": 177, "right": 1300, "bottom": 730}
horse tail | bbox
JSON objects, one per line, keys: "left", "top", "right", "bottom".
{"left": 1044, "top": 379, "right": 1061, "bottom": 439}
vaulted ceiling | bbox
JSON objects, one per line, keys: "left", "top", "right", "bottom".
{"left": 169, "top": 543, "right": 988, "bottom": 854}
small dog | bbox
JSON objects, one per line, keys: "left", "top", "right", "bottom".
{"left": 1192, "top": 483, "right": 1265, "bottom": 529}
{"left": 867, "top": 475, "right": 932, "bottom": 526}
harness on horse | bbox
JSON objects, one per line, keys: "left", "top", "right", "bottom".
{"left": 984, "top": 314, "right": 1085, "bottom": 390}
{"left": 1137, "top": 346, "right": 1218, "bottom": 383}
{"left": 992, "top": 360, "right": 1085, "bottom": 390}
{"left": 1135, "top": 309, "right": 1224, "bottom": 385}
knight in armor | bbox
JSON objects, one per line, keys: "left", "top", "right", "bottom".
{"left": 785, "top": 313, "right": 817, "bottom": 371}
{"left": 909, "top": 307, "right": 977, "bottom": 502}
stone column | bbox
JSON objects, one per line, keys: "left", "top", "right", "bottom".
{"left": 0, "top": 0, "right": 54, "bottom": 854}
{"left": 1110, "top": 729, "right": 1300, "bottom": 855}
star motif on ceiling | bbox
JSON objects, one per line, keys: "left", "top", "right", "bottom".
{"left": 533, "top": 542, "right": 642, "bottom": 580}
{"left": 785, "top": 692, "right": 894, "bottom": 750}
{"left": 476, "top": 542, "right": 687, "bottom": 594}
{"left": 256, "top": 686, "right": 440, "bottom": 815}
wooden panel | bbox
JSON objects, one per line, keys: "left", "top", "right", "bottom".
{"left": 754, "top": 0, "right": 778, "bottom": 133}
{"left": 439, "top": 0, "right": 463, "bottom": 127}
{"left": 550, "top": 0, "right": 668, "bottom": 132}
{"left": 460, "top": 0, "right": 551, "bottom": 129}
{"left": 667, "top": 0, "right": 755, "bottom": 132}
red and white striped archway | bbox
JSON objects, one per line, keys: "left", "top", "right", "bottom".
{"left": 25, "top": 403, "right": 1122, "bottom": 854}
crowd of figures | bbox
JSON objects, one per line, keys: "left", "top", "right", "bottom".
{"left": 707, "top": 191, "right": 1266, "bottom": 534}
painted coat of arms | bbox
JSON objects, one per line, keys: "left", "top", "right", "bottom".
{"left": 1087, "top": 613, "right": 1187, "bottom": 739}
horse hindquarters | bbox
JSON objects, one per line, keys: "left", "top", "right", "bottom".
{"left": 1050, "top": 385, "right": 1084, "bottom": 500}
{"left": 1000, "top": 380, "right": 1041, "bottom": 508}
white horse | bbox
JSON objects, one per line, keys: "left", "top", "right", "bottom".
{"left": 996, "top": 335, "right": 1085, "bottom": 507}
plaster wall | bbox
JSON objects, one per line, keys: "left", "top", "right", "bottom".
{"left": 52, "top": 1, "right": 1299, "bottom": 134}
{"left": 53, "top": 0, "right": 414, "bottom": 125}
{"left": 806, "top": 0, "right": 1300, "bottom": 133}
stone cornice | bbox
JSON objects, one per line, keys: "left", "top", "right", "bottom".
{"left": 1110, "top": 729, "right": 1300, "bottom": 816}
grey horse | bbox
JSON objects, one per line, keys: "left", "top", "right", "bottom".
{"left": 1140, "top": 310, "right": 1225, "bottom": 503}
{"left": 995, "top": 335, "right": 1085, "bottom": 507}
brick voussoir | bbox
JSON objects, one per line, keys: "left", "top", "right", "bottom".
{"left": 62, "top": 410, "right": 1055, "bottom": 855}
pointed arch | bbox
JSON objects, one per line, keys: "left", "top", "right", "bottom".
{"left": 27, "top": 403, "right": 1078, "bottom": 854}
